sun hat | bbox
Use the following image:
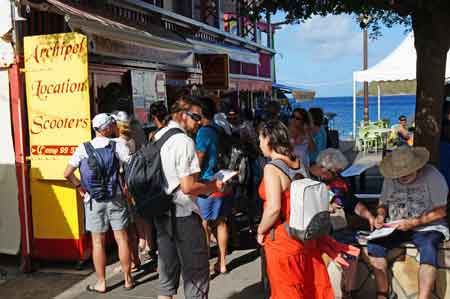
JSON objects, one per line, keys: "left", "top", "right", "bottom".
{"left": 379, "top": 146, "right": 430, "bottom": 179}
{"left": 92, "top": 113, "right": 114, "bottom": 130}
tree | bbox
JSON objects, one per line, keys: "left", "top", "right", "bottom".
{"left": 253, "top": 0, "right": 450, "bottom": 164}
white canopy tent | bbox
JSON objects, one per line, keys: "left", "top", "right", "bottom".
{"left": 352, "top": 33, "right": 450, "bottom": 137}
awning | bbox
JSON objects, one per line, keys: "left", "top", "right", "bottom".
{"left": 354, "top": 33, "right": 450, "bottom": 82}
{"left": 187, "top": 38, "right": 260, "bottom": 65}
{"left": 272, "top": 83, "right": 316, "bottom": 102}
{"left": 229, "top": 78, "right": 272, "bottom": 93}
{"left": 47, "top": 0, "right": 194, "bottom": 67}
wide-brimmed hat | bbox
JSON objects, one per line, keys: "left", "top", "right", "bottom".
{"left": 379, "top": 146, "right": 430, "bottom": 179}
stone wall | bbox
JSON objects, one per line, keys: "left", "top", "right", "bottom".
{"left": 326, "top": 241, "right": 450, "bottom": 299}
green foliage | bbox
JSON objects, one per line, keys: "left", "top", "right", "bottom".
{"left": 356, "top": 80, "right": 416, "bottom": 96}
{"left": 254, "top": 1, "right": 450, "bottom": 37}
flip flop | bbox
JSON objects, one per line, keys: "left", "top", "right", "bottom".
{"left": 213, "top": 264, "right": 229, "bottom": 275}
{"left": 86, "top": 285, "right": 106, "bottom": 294}
{"left": 124, "top": 284, "right": 135, "bottom": 291}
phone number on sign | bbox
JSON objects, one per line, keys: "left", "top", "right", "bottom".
{"left": 31, "top": 145, "right": 77, "bottom": 156}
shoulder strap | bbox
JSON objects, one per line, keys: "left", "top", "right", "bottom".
{"left": 269, "top": 159, "right": 304, "bottom": 181}
{"left": 84, "top": 141, "right": 95, "bottom": 157}
{"left": 154, "top": 128, "right": 184, "bottom": 149}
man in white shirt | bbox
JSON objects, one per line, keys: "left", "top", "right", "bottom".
{"left": 64, "top": 113, "right": 133, "bottom": 293}
{"left": 154, "top": 97, "right": 224, "bottom": 299}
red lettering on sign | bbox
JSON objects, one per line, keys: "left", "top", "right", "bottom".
{"left": 32, "top": 38, "right": 86, "bottom": 64}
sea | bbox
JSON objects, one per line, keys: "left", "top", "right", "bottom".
{"left": 290, "top": 95, "right": 416, "bottom": 139}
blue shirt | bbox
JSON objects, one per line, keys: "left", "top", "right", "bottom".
{"left": 309, "top": 126, "right": 327, "bottom": 163}
{"left": 195, "top": 125, "right": 219, "bottom": 181}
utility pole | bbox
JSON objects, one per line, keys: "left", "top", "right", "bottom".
{"left": 363, "top": 27, "right": 369, "bottom": 124}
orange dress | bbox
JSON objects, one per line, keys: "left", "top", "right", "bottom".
{"left": 259, "top": 180, "right": 334, "bottom": 299}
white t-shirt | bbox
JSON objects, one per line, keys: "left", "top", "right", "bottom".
{"left": 114, "top": 136, "right": 136, "bottom": 155}
{"left": 69, "top": 136, "right": 130, "bottom": 202}
{"left": 154, "top": 121, "right": 201, "bottom": 217}
{"left": 380, "top": 164, "right": 449, "bottom": 239}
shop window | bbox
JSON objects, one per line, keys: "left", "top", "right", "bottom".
{"left": 258, "top": 53, "right": 271, "bottom": 78}
{"left": 230, "top": 60, "right": 240, "bottom": 74}
{"left": 242, "top": 62, "right": 257, "bottom": 76}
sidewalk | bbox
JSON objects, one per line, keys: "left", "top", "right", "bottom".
{"left": 56, "top": 249, "right": 263, "bottom": 299}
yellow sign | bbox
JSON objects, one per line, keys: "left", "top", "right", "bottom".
{"left": 24, "top": 32, "right": 91, "bottom": 180}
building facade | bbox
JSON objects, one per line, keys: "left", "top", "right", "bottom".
{"left": 3, "top": 0, "right": 277, "bottom": 268}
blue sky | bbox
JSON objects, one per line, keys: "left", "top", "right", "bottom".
{"left": 272, "top": 13, "right": 409, "bottom": 97}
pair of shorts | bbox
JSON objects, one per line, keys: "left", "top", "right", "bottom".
{"left": 367, "top": 230, "right": 444, "bottom": 267}
{"left": 197, "top": 195, "right": 232, "bottom": 221}
{"left": 84, "top": 198, "right": 129, "bottom": 233}
{"left": 154, "top": 214, "right": 209, "bottom": 298}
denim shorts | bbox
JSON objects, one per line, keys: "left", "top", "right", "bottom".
{"left": 197, "top": 196, "right": 232, "bottom": 221}
{"left": 367, "top": 230, "right": 444, "bottom": 267}
{"left": 84, "top": 197, "right": 129, "bottom": 233}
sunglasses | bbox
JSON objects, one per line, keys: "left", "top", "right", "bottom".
{"left": 291, "top": 115, "right": 303, "bottom": 121}
{"left": 185, "top": 111, "right": 203, "bottom": 122}
{"left": 399, "top": 118, "right": 407, "bottom": 122}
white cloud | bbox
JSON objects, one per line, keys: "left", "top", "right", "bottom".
{"left": 295, "top": 14, "right": 362, "bottom": 61}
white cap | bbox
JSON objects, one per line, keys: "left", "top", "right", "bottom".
{"left": 111, "top": 111, "right": 130, "bottom": 123}
{"left": 92, "top": 113, "right": 114, "bottom": 130}
{"left": 213, "top": 113, "right": 232, "bottom": 135}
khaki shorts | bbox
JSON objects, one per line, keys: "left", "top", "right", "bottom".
{"left": 84, "top": 197, "right": 129, "bottom": 233}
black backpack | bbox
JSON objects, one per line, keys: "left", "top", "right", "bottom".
{"left": 125, "top": 128, "right": 183, "bottom": 218}
{"left": 207, "top": 125, "right": 250, "bottom": 184}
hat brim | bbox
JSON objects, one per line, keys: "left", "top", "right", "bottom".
{"left": 379, "top": 147, "right": 430, "bottom": 179}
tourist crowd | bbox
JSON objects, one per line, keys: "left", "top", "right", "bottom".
{"left": 63, "top": 95, "right": 448, "bottom": 299}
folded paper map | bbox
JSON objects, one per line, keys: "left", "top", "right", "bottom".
{"left": 213, "top": 170, "right": 238, "bottom": 183}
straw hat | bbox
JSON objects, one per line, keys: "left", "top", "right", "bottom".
{"left": 379, "top": 146, "right": 430, "bottom": 179}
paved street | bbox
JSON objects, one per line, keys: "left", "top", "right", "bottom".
{"left": 52, "top": 249, "right": 263, "bottom": 299}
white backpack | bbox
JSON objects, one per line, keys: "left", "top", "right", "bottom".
{"left": 270, "top": 160, "right": 331, "bottom": 241}
{"left": 289, "top": 178, "right": 331, "bottom": 241}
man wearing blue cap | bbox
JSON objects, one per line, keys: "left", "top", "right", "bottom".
{"left": 64, "top": 113, "right": 134, "bottom": 293}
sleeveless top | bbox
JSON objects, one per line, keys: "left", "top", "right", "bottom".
{"left": 259, "top": 159, "right": 310, "bottom": 254}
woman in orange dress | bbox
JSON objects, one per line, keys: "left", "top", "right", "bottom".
{"left": 256, "top": 120, "right": 334, "bottom": 299}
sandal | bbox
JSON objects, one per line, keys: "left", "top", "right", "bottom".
{"left": 131, "top": 264, "right": 141, "bottom": 273}
{"left": 214, "top": 263, "right": 229, "bottom": 275}
{"left": 86, "top": 285, "right": 106, "bottom": 294}
{"left": 210, "top": 263, "right": 228, "bottom": 276}
{"left": 123, "top": 283, "right": 135, "bottom": 291}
